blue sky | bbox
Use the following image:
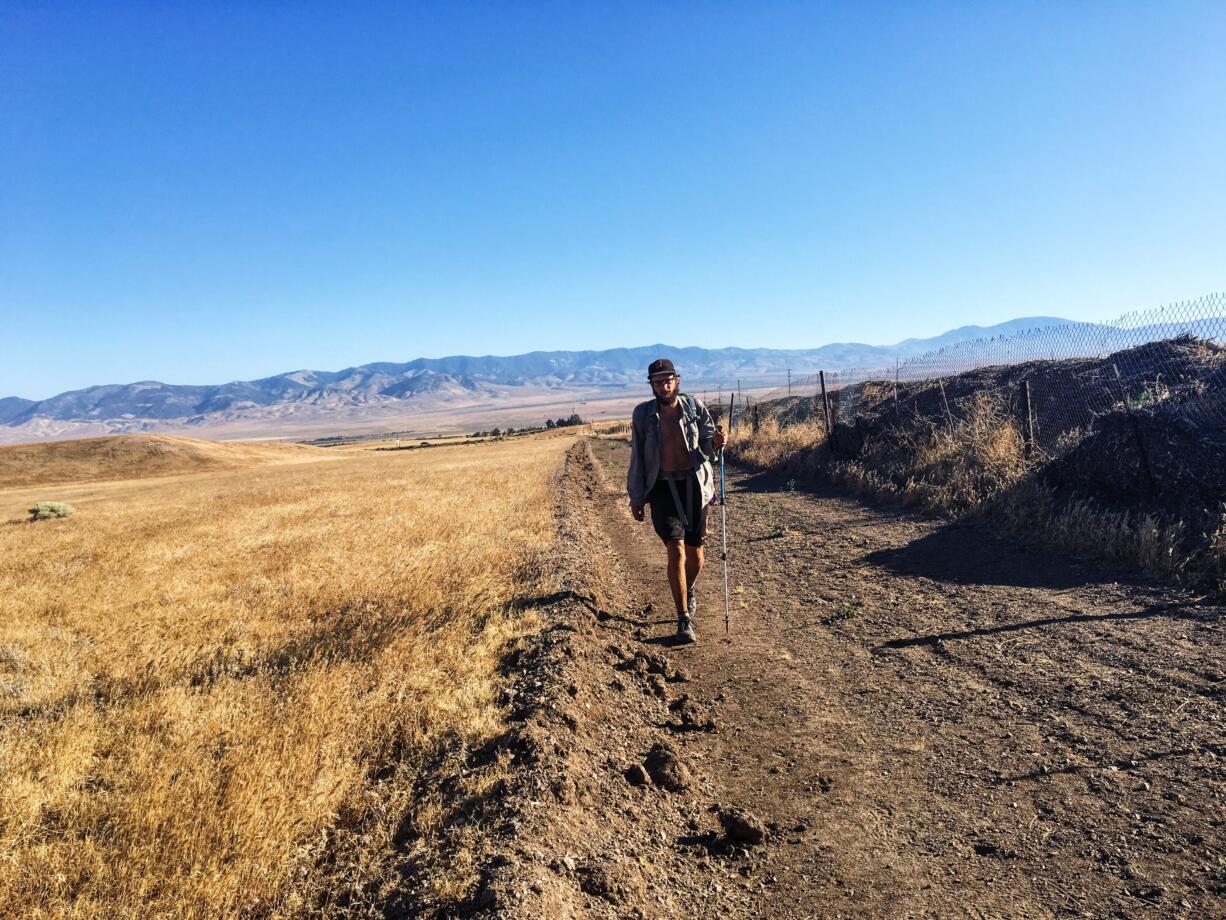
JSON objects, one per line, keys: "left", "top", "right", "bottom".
{"left": 2, "top": 2, "right": 1223, "bottom": 399}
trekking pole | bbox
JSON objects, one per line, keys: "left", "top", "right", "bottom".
{"left": 720, "top": 445, "right": 730, "bottom": 635}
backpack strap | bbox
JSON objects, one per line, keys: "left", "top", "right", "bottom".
{"left": 680, "top": 393, "right": 698, "bottom": 422}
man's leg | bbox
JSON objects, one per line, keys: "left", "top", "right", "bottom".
{"left": 684, "top": 544, "right": 704, "bottom": 594}
{"left": 665, "top": 539, "right": 687, "bottom": 615}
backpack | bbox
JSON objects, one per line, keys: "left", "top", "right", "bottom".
{"left": 678, "top": 393, "right": 715, "bottom": 461}
{"left": 679, "top": 392, "right": 699, "bottom": 424}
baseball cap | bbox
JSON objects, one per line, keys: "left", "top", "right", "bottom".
{"left": 647, "top": 358, "right": 677, "bottom": 380}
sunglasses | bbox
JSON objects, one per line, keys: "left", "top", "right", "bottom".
{"left": 648, "top": 375, "right": 677, "bottom": 384}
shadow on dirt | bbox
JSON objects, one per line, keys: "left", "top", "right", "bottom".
{"left": 510, "top": 590, "right": 659, "bottom": 629}
{"left": 729, "top": 467, "right": 922, "bottom": 530}
{"left": 876, "top": 600, "right": 1219, "bottom": 653}
{"left": 863, "top": 520, "right": 1148, "bottom": 591}
{"left": 607, "top": 612, "right": 671, "bottom": 628}
{"left": 730, "top": 468, "right": 843, "bottom": 500}
{"left": 743, "top": 532, "right": 788, "bottom": 544}
{"left": 674, "top": 831, "right": 752, "bottom": 856}
{"left": 995, "top": 743, "right": 1225, "bottom": 785}
{"left": 644, "top": 634, "right": 688, "bottom": 648}
{"left": 510, "top": 589, "right": 597, "bottom": 612}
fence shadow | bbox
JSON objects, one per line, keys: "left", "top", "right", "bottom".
{"left": 876, "top": 600, "right": 1219, "bottom": 653}
{"left": 993, "top": 743, "right": 1222, "bottom": 785}
{"left": 863, "top": 519, "right": 1148, "bottom": 591}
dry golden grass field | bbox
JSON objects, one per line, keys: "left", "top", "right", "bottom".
{"left": 0, "top": 432, "right": 572, "bottom": 917}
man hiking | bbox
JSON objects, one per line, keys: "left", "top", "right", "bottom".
{"left": 627, "top": 358, "right": 725, "bottom": 644}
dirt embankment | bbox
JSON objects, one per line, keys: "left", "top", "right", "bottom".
{"left": 408, "top": 437, "right": 1222, "bottom": 918}
{"left": 763, "top": 335, "right": 1226, "bottom": 453}
{"left": 740, "top": 337, "right": 1226, "bottom": 592}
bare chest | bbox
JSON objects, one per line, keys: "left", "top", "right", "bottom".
{"left": 657, "top": 405, "right": 689, "bottom": 471}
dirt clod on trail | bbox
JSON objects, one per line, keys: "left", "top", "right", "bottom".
{"left": 667, "top": 695, "right": 716, "bottom": 733}
{"left": 643, "top": 742, "right": 692, "bottom": 792}
{"left": 577, "top": 861, "right": 646, "bottom": 905}
{"left": 718, "top": 806, "right": 768, "bottom": 846}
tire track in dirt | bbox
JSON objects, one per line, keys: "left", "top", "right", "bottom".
{"left": 585, "top": 437, "right": 1224, "bottom": 920}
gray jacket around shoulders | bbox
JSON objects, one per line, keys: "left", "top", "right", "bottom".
{"left": 626, "top": 394, "right": 717, "bottom": 510}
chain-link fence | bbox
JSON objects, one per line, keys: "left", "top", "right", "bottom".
{"left": 732, "top": 292, "right": 1226, "bottom": 454}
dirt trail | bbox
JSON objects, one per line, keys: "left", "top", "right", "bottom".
{"left": 455, "top": 439, "right": 1221, "bottom": 919}
{"left": 556, "top": 437, "right": 1222, "bottom": 920}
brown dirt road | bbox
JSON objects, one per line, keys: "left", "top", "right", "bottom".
{"left": 456, "top": 439, "right": 1223, "bottom": 920}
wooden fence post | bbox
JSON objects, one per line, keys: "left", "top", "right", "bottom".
{"left": 819, "top": 370, "right": 836, "bottom": 450}
{"left": 938, "top": 378, "right": 954, "bottom": 431}
{"left": 894, "top": 360, "right": 901, "bottom": 422}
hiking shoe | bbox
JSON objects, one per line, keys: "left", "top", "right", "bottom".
{"left": 687, "top": 592, "right": 697, "bottom": 619}
{"left": 677, "top": 613, "right": 697, "bottom": 644}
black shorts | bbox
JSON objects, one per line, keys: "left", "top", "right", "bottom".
{"left": 647, "top": 472, "right": 708, "bottom": 547}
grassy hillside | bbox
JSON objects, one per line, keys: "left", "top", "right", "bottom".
{"left": 0, "top": 434, "right": 332, "bottom": 491}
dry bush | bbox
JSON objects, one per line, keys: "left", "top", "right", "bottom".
{"left": 884, "top": 392, "right": 1031, "bottom": 516}
{"left": 1211, "top": 522, "right": 1226, "bottom": 595}
{"left": 851, "top": 397, "right": 1208, "bottom": 581}
{"left": 731, "top": 393, "right": 1031, "bottom": 518}
{"left": 993, "top": 479, "right": 1189, "bottom": 581}
{"left": 0, "top": 435, "right": 569, "bottom": 918}
{"left": 28, "top": 500, "right": 76, "bottom": 521}
{"left": 725, "top": 417, "right": 826, "bottom": 475}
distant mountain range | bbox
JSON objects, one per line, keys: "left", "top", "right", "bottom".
{"left": 0, "top": 317, "right": 1077, "bottom": 441}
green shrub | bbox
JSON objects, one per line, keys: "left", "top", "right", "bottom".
{"left": 28, "top": 501, "right": 75, "bottom": 521}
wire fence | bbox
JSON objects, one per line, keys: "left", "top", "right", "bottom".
{"left": 724, "top": 292, "right": 1226, "bottom": 453}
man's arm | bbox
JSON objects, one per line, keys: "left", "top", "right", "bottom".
{"left": 695, "top": 398, "right": 724, "bottom": 460}
{"left": 626, "top": 408, "right": 648, "bottom": 516}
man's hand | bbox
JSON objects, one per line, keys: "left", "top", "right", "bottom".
{"left": 712, "top": 424, "right": 726, "bottom": 451}
{"left": 631, "top": 504, "right": 645, "bottom": 521}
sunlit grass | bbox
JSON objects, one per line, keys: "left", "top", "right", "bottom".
{"left": 0, "top": 434, "right": 570, "bottom": 917}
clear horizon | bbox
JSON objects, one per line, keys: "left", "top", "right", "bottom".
{"left": 3, "top": 3, "right": 1224, "bottom": 400}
